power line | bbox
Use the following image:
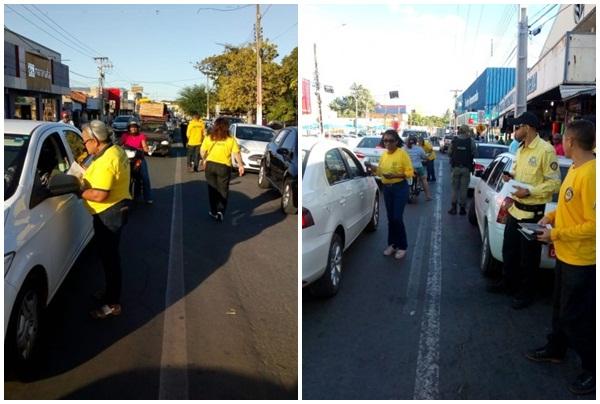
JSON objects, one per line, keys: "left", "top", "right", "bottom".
{"left": 196, "top": 5, "right": 252, "bottom": 14}
{"left": 272, "top": 22, "right": 297, "bottom": 41}
{"left": 528, "top": 4, "right": 558, "bottom": 28}
{"left": 536, "top": 4, "right": 573, "bottom": 30}
{"left": 70, "top": 70, "right": 97, "bottom": 80}
{"left": 261, "top": 5, "right": 272, "bottom": 19}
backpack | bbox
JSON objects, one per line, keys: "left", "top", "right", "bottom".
{"left": 450, "top": 137, "right": 474, "bottom": 170}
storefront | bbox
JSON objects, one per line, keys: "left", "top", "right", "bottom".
{"left": 4, "top": 28, "right": 71, "bottom": 121}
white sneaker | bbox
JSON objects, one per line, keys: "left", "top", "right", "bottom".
{"left": 383, "top": 245, "right": 396, "bottom": 256}
{"left": 395, "top": 250, "right": 407, "bottom": 259}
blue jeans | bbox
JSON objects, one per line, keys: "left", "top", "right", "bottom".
{"left": 426, "top": 159, "right": 436, "bottom": 181}
{"left": 134, "top": 159, "right": 153, "bottom": 202}
{"left": 382, "top": 181, "right": 409, "bottom": 250}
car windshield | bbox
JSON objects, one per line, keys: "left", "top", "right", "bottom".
{"left": 403, "top": 131, "right": 427, "bottom": 138}
{"left": 114, "top": 116, "right": 131, "bottom": 123}
{"left": 356, "top": 137, "right": 381, "bottom": 148}
{"left": 5, "top": 134, "right": 31, "bottom": 201}
{"left": 475, "top": 145, "right": 508, "bottom": 159}
{"left": 140, "top": 122, "right": 166, "bottom": 133}
{"left": 235, "top": 126, "right": 274, "bottom": 142}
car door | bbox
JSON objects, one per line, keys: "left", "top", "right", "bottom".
{"left": 474, "top": 158, "right": 499, "bottom": 233}
{"left": 482, "top": 156, "right": 510, "bottom": 225}
{"left": 269, "top": 128, "right": 290, "bottom": 187}
{"left": 340, "top": 148, "right": 372, "bottom": 227}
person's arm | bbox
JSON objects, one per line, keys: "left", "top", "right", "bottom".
{"left": 141, "top": 137, "right": 149, "bottom": 153}
{"left": 233, "top": 152, "right": 244, "bottom": 176}
{"left": 528, "top": 149, "right": 561, "bottom": 197}
{"left": 81, "top": 188, "right": 109, "bottom": 202}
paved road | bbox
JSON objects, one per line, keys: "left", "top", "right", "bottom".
{"left": 5, "top": 130, "right": 298, "bottom": 399}
{"left": 303, "top": 154, "right": 592, "bottom": 400}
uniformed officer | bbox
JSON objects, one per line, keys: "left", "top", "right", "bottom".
{"left": 448, "top": 124, "right": 475, "bottom": 215}
{"left": 487, "top": 111, "right": 561, "bottom": 310}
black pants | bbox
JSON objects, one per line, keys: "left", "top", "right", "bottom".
{"left": 186, "top": 145, "right": 200, "bottom": 169}
{"left": 205, "top": 161, "right": 232, "bottom": 215}
{"left": 502, "top": 213, "right": 544, "bottom": 297}
{"left": 93, "top": 200, "right": 128, "bottom": 305}
{"left": 546, "top": 260, "right": 596, "bottom": 372}
{"left": 426, "top": 159, "right": 436, "bottom": 181}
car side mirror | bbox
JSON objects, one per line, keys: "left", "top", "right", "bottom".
{"left": 48, "top": 174, "right": 81, "bottom": 196}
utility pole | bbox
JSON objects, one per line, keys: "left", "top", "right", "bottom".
{"left": 94, "top": 57, "right": 112, "bottom": 122}
{"left": 313, "top": 43, "right": 324, "bottom": 138}
{"left": 515, "top": 6, "right": 528, "bottom": 117}
{"left": 206, "top": 74, "right": 210, "bottom": 120}
{"left": 450, "top": 89, "right": 462, "bottom": 134}
{"left": 255, "top": 4, "right": 263, "bottom": 125}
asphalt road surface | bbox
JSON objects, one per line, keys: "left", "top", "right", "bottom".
{"left": 303, "top": 153, "right": 593, "bottom": 400}
{"left": 5, "top": 130, "right": 298, "bottom": 399}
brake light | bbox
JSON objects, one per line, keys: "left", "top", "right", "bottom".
{"left": 474, "top": 163, "right": 485, "bottom": 172}
{"left": 496, "top": 197, "right": 514, "bottom": 224}
{"left": 355, "top": 151, "right": 365, "bottom": 159}
{"left": 302, "top": 208, "right": 315, "bottom": 229}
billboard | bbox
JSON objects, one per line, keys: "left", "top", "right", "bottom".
{"left": 374, "top": 104, "right": 406, "bottom": 114}
{"left": 25, "top": 52, "right": 52, "bottom": 92}
{"left": 302, "top": 79, "right": 311, "bottom": 114}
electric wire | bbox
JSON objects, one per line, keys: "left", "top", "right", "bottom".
{"left": 196, "top": 5, "right": 252, "bottom": 14}
{"left": 528, "top": 4, "right": 558, "bottom": 28}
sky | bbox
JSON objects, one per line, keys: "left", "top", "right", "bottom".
{"left": 300, "top": 3, "right": 555, "bottom": 117}
{"left": 4, "top": 3, "right": 298, "bottom": 101}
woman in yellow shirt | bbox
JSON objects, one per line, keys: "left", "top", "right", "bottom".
{"left": 529, "top": 119, "right": 596, "bottom": 395}
{"left": 200, "top": 117, "right": 244, "bottom": 222}
{"left": 367, "top": 130, "right": 414, "bottom": 259}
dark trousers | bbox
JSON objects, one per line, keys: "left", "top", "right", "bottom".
{"left": 187, "top": 145, "right": 200, "bottom": 169}
{"left": 502, "top": 213, "right": 544, "bottom": 297}
{"left": 383, "top": 181, "right": 409, "bottom": 250}
{"left": 546, "top": 260, "right": 596, "bottom": 372}
{"left": 92, "top": 201, "right": 128, "bottom": 305}
{"left": 426, "top": 159, "right": 436, "bottom": 181}
{"left": 205, "top": 161, "right": 232, "bottom": 215}
{"left": 133, "top": 158, "right": 153, "bottom": 202}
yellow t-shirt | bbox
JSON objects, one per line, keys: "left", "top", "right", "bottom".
{"left": 376, "top": 148, "right": 414, "bottom": 185}
{"left": 201, "top": 135, "right": 240, "bottom": 167}
{"left": 423, "top": 140, "right": 436, "bottom": 161}
{"left": 546, "top": 159, "right": 596, "bottom": 266}
{"left": 82, "top": 144, "right": 131, "bottom": 214}
{"left": 186, "top": 119, "right": 205, "bottom": 146}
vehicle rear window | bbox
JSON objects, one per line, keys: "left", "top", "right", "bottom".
{"left": 114, "top": 116, "right": 131, "bottom": 123}
{"left": 235, "top": 127, "right": 274, "bottom": 142}
{"left": 357, "top": 137, "right": 381, "bottom": 148}
{"left": 475, "top": 145, "right": 508, "bottom": 159}
{"left": 403, "top": 130, "right": 427, "bottom": 138}
{"left": 5, "top": 134, "right": 31, "bottom": 200}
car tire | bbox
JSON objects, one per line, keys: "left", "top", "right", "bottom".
{"left": 468, "top": 199, "right": 477, "bottom": 226}
{"left": 480, "top": 223, "right": 500, "bottom": 277}
{"left": 310, "top": 233, "right": 343, "bottom": 297}
{"left": 6, "top": 278, "right": 44, "bottom": 374}
{"left": 365, "top": 194, "right": 379, "bottom": 232}
{"left": 257, "top": 162, "right": 270, "bottom": 189}
{"left": 281, "top": 178, "right": 297, "bottom": 215}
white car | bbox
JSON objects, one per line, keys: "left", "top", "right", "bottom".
{"left": 468, "top": 152, "right": 571, "bottom": 276}
{"left": 302, "top": 140, "right": 380, "bottom": 297}
{"left": 469, "top": 143, "right": 509, "bottom": 190}
{"left": 4, "top": 120, "right": 94, "bottom": 368}
{"left": 230, "top": 124, "right": 275, "bottom": 171}
{"left": 353, "top": 135, "right": 385, "bottom": 168}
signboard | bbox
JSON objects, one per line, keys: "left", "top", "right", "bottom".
{"left": 70, "top": 91, "right": 87, "bottom": 104}
{"left": 374, "top": 104, "right": 406, "bottom": 114}
{"left": 302, "top": 79, "right": 311, "bottom": 114}
{"left": 477, "top": 110, "right": 485, "bottom": 123}
{"left": 131, "top": 85, "right": 144, "bottom": 94}
{"left": 323, "top": 85, "right": 334, "bottom": 93}
{"left": 25, "top": 52, "right": 52, "bottom": 92}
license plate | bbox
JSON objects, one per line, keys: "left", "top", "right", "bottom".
{"left": 549, "top": 245, "right": 556, "bottom": 258}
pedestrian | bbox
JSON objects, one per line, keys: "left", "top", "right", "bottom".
{"left": 448, "top": 124, "right": 475, "bottom": 215}
{"left": 120, "top": 120, "right": 153, "bottom": 204}
{"left": 80, "top": 120, "right": 131, "bottom": 319}
{"left": 527, "top": 119, "right": 595, "bottom": 395}
{"left": 405, "top": 136, "right": 432, "bottom": 201}
{"left": 365, "top": 129, "right": 413, "bottom": 259}
{"left": 509, "top": 132, "right": 520, "bottom": 154}
{"left": 60, "top": 111, "right": 74, "bottom": 126}
{"left": 553, "top": 133, "right": 565, "bottom": 156}
{"left": 180, "top": 119, "right": 189, "bottom": 148}
{"left": 200, "top": 117, "right": 244, "bottom": 222}
{"left": 487, "top": 111, "right": 561, "bottom": 309}
{"left": 186, "top": 113, "right": 205, "bottom": 172}
{"left": 418, "top": 137, "right": 437, "bottom": 182}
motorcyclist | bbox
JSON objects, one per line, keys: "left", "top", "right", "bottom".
{"left": 120, "top": 120, "right": 153, "bottom": 204}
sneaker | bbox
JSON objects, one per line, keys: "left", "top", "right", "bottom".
{"left": 383, "top": 245, "right": 396, "bottom": 256}
{"left": 568, "top": 372, "right": 595, "bottom": 395}
{"left": 216, "top": 212, "right": 224, "bottom": 222}
{"left": 208, "top": 211, "right": 218, "bottom": 219}
{"left": 525, "top": 347, "right": 564, "bottom": 364}
{"left": 394, "top": 249, "right": 407, "bottom": 259}
{"left": 90, "top": 304, "right": 122, "bottom": 319}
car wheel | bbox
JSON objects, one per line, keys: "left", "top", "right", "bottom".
{"left": 257, "top": 162, "right": 270, "bottom": 189}
{"left": 480, "top": 223, "right": 500, "bottom": 277}
{"left": 365, "top": 194, "right": 379, "bottom": 232}
{"left": 281, "top": 178, "right": 297, "bottom": 215}
{"left": 468, "top": 199, "right": 477, "bottom": 226}
{"left": 310, "top": 233, "right": 343, "bottom": 297}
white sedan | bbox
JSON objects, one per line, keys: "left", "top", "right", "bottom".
{"left": 5, "top": 120, "right": 94, "bottom": 369}
{"left": 302, "top": 140, "right": 380, "bottom": 297}
{"left": 230, "top": 124, "right": 275, "bottom": 171}
{"left": 469, "top": 143, "right": 509, "bottom": 190}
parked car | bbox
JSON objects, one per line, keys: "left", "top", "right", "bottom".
{"left": 353, "top": 135, "right": 385, "bottom": 167}
{"left": 4, "top": 120, "right": 94, "bottom": 370}
{"left": 219, "top": 116, "right": 245, "bottom": 125}
{"left": 440, "top": 135, "right": 455, "bottom": 153}
{"left": 469, "top": 152, "right": 571, "bottom": 276}
{"left": 400, "top": 129, "right": 428, "bottom": 143}
{"left": 469, "top": 143, "right": 509, "bottom": 190}
{"left": 140, "top": 120, "right": 172, "bottom": 156}
{"left": 429, "top": 136, "right": 441, "bottom": 151}
{"left": 111, "top": 115, "right": 136, "bottom": 136}
{"left": 257, "top": 126, "right": 298, "bottom": 214}
{"left": 302, "top": 140, "right": 380, "bottom": 297}
{"left": 230, "top": 124, "right": 275, "bottom": 171}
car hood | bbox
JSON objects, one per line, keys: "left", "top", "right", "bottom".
{"left": 236, "top": 139, "right": 270, "bottom": 153}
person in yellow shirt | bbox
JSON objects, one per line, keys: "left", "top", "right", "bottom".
{"left": 418, "top": 136, "right": 436, "bottom": 182}
{"left": 80, "top": 120, "right": 131, "bottom": 319}
{"left": 186, "top": 113, "right": 206, "bottom": 172}
{"left": 366, "top": 129, "right": 413, "bottom": 259}
{"left": 487, "top": 112, "right": 561, "bottom": 310}
{"left": 200, "top": 117, "right": 244, "bottom": 222}
{"left": 527, "top": 119, "right": 596, "bottom": 395}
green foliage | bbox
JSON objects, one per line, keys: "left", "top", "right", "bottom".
{"left": 267, "top": 47, "right": 297, "bottom": 124}
{"left": 174, "top": 85, "right": 215, "bottom": 117}
{"left": 408, "top": 111, "right": 450, "bottom": 128}
{"left": 329, "top": 82, "right": 376, "bottom": 118}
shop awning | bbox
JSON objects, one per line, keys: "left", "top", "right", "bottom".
{"left": 560, "top": 84, "right": 596, "bottom": 100}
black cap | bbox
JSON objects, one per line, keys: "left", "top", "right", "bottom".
{"left": 510, "top": 111, "right": 540, "bottom": 129}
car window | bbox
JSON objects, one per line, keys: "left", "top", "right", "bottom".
{"left": 273, "top": 129, "right": 289, "bottom": 146}
{"left": 324, "top": 148, "right": 350, "bottom": 185}
{"left": 357, "top": 137, "right": 381, "bottom": 148}
{"left": 30, "top": 132, "right": 70, "bottom": 209}
{"left": 4, "top": 134, "right": 30, "bottom": 201}
{"left": 64, "top": 130, "right": 89, "bottom": 166}
{"left": 475, "top": 145, "right": 509, "bottom": 159}
{"left": 235, "top": 126, "right": 275, "bottom": 142}
{"left": 341, "top": 148, "right": 365, "bottom": 178}
{"left": 481, "top": 159, "right": 499, "bottom": 181}
{"left": 114, "top": 116, "right": 131, "bottom": 123}
{"left": 281, "top": 129, "right": 296, "bottom": 152}
{"left": 486, "top": 157, "right": 509, "bottom": 190}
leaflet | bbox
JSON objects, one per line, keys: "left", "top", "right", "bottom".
{"left": 67, "top": 161, "right": 86, "bottom": 181}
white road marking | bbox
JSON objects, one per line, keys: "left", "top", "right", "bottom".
{"left": 403, "top": 216, "right": 426, "bottom": 316}
{"left": 413, "top": 159, "right": 444, "bottom": 400}
{"left": 159, "top": 155, "right": 189, "bottom": 399}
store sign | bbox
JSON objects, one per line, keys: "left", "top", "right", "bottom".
{"left": 25, "top": 52, "right": 52, "bottom": 92}
{"left": 302, "top": 79, "right": 311, "bottom": 114}
{"left": 527, "top": 72, "right": 537, "bottom": 95}
{"left": 70, "top": 91, "right": 87, "bottom": 104}
{"left": 465, "top": 92, "right": 479, "bottom": 108}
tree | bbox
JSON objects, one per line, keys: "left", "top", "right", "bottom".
{"left": 267, "top": 47, "right": 297, "bottom": 125}
{"left": 175, "top": 85, "right": 215, "bottom": 117}
{"left": 329, "top": 82, "right": 375, "bottom": 118}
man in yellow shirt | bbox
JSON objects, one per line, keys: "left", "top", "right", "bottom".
{"left": 80, "top": 120, "right": 131, "bottom": 319}
{"left": 186, "top": 113, "right": 206, "bottom": 172}
{"left": 487, "top": 112, "right": 561, "bottom": 309}
{"left": 527, "top": 119, "right": 595, "bottom": 395}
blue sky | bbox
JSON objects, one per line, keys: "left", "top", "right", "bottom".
{"left": 300, "top": 4, "right": 554, "bottom": 116}
{"left": 4, "top": 4, "right": 298, "bottom": 101}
